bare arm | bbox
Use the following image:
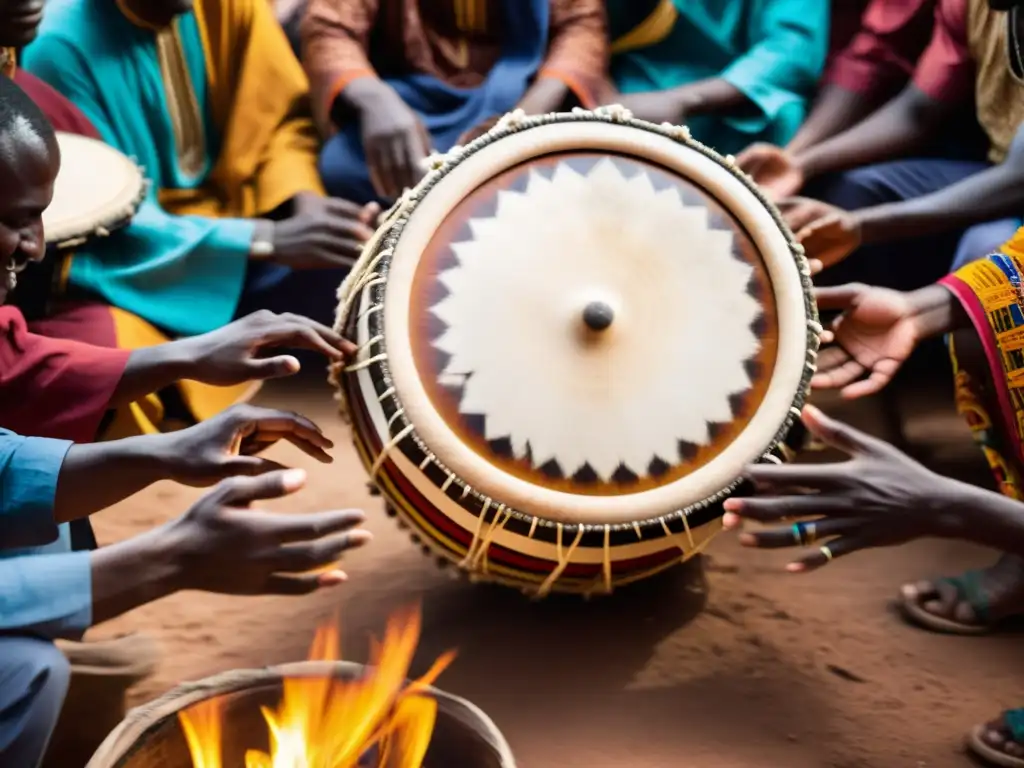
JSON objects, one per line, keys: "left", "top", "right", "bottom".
{"left": 673, "top": 78, "right": 748, "bottom": 117}
{"left": 854, "top": 156, "right": 1024, "bottom": 244}
{"left": 938, "top": 479, "right": 1024, "bottom": 557}
{"left": 796, "top": 85, "right": 953, "bottom": 180}
{"left": 53, "top": 437, "right": 164, "bottom": 524}
{"left": 785, "top": 84, "right": 884, "bottom": 155}
{"left": 908, "top": 283, "right": 970, "bottom": 337}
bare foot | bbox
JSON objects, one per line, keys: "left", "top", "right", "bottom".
{"left": 899, "top": 554, "right": 1024, "bottom": 634}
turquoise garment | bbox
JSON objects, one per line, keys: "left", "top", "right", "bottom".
{"left": 607, "top": 0, "right": 828, "bottom": 155}
{"left": 0, "top": 429, "right": 92, "bottom": 637}
{"left": 22, "top": 0, "right": 254, "bottom": 337}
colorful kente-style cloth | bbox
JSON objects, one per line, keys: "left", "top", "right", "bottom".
{"left": 303, "top": 0, "right": 607, "bottom": 203}
{"left": 606, "top": 0, "right": 828, "bottom": 156}
{"left": 22, "top": 0, "right": 324, "bottom": 336}
{"left": 7, "top": 68, "right": 252, "bottom": 440}
{"left": 940, "top": 228, "right": 1024, "bottom": 499}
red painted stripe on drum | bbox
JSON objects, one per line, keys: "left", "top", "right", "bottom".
{"left": 347, "top": 380, "right": 683, "bottom": 579}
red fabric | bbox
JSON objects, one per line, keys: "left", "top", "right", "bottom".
{"left": 828, "top": 1, "right": 873, "bottom": 66}
{"left": 28, "top": 302, "right": 120, "bottom": 349}
{"left": 12, "top": 68, "right": 101, "bottom": 139}
{"left": 0, "top": 306, "right": 129, "bottom": 442}
{"left": 825, "top": 0, "right": 938, "bottom": 98}
{"left": 912, "top": 0, "right": 973, "bottom": 102}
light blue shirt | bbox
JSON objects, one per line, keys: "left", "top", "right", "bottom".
{"left": 0, "top": 429, "right": 92, "bottom": 638}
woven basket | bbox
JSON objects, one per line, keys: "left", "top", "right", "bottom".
{"left": 86, "top": 660, "right": 516, "bottom": 768}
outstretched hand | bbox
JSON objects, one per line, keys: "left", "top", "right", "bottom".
{"left": 721, "top": 406, "right": 959, "bottom": 572}
{"left": 166, "top": 469, "right": 371, "bottom": 596}
{"left": 812, "top": 284, "right": 922, "bottom": 399}
{"left": 156, "top": 404, "right": 334, "bottom": 487}
{"left": 184, "top": 310, "right": 357, "bottom": 384}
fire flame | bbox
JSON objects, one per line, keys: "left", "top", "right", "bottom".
{"left": 179, "top": 606, "right": 456, "bottom": 768}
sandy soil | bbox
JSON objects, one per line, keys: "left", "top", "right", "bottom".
{"left": 74, "top": 375, "right": 1024, "bottom": 768}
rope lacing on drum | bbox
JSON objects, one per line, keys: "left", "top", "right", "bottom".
{"left": 536, "top": 524, "right": 585, "bottom": 597}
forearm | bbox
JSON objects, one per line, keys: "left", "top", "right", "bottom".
{"left": 113, "top": 342, "right": 195, "bottom": 407}
{"left": 938, "top": 479, "right": 1024, "bottom": 556}
{"left": 796, "top": 88, "right": 941, "bottom": 180}
{"left": 907, "top": 283, "right": 969, "bottom": 339}
{"left": 855, "top": 163, "right": 1024, "bottom": 244}
{"left": 517, "top": 77, "right": 570, "bottom": 115}
{"left": 672, "top": 78, "right": 748, "bottom": 117}
{"left": 785, "top": 85, "right": 878, "bottom": 156}
{"left": 89, "top": 527, "right": 182, "bottom": 626}
{"left": 53, "top": 437, "right": 164, "bottom": 524}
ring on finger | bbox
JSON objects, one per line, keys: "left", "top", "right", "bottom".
{"left": 819, "top": 544, "right": 833, "bottom": 563}
{"left": 790, "top": 522, "right": 804, "bottom": 545}
{"left": 802, "top": 521, "right": 817, "bottom": 545}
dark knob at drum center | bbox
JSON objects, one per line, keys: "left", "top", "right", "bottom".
{"left": 582, "top": 301, "right": 614, "bottom": 332}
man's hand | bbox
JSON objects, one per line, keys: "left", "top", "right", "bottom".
{"left": 90, "top": 469, "right": 372, "bottom": 624}
{"left": 182, "top": 309, "right": 357, "bottom": 384}
{"left": 812, "top": 284, "right": 923, "bottom": 399}
{"left": 721, "top": 405, "right": 960, "bottom": 572}
{"left": 153, "top": 404, "right": 334, "bottom": 487}
{"left": 270, "top": 196, "right": 379, "bottom": 269}
{"left": 778, "top": 197, "right": 862, "bottom": 273}
{"left": 355, "top": 85, "right": 431, "bottom": 200}
{"left": 736, "top": 143, "right": 805, "bottom": 199}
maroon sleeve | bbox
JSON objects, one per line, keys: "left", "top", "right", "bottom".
{"left": 824, "top": 0, "right": 938, "bottom": 98}
{"left": 911, "top": 0, "right": 973, "bottom": 103}
{"left": 12, "top": 68, "right": 102, "bottom": 139}
{"left": 0, "top": 307, "right": 129, "bottom": 443}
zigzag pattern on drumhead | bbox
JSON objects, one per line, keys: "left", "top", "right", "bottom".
{"left": 427, "top": 155, "right": 763, "bottom": 485}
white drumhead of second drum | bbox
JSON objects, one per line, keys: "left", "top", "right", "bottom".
{"left": 43, "top": 132, "right": 145, "bottom": 245}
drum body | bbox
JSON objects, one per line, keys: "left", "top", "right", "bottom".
{"left": 43, "top": 132, "right": 146, "bottom": 250}
{"left": 335, "top": 107, "right": 818, "bottom": 596}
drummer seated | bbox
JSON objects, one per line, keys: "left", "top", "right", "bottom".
{"left": 0, "top": 426, "right": 369, "bottom": 768}
{"left": 18, "top": 0, "right": 378, "bottom": 342}
{"left": 744, "top": 0, "right": 1024, "bottom": 291}
{"left": 604, "top": 0, "right": 828, "bottom": 157}
{"left": 300, "top": 0, "right": 608, "bottom": 205}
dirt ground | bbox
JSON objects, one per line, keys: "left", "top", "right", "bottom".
{"left": 79, "top": 374, "right": 1024, "bottom": 768}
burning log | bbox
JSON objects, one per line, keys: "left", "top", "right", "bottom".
{"left": 86, "top": 610, "right": 515, "bottom": 768}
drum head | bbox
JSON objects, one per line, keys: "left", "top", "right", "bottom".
{"left": 44, "top": 132, "right": 145, "bottom": 247}
{"left": 364, "top": 115, "right": 814, "bottom": 529}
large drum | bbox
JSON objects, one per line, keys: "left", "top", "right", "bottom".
{"left": 334, "top": 107, "right": 819, "bottom": 596}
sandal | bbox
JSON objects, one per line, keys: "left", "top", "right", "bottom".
{"left": 899, "top": 570, "right": 995, "bottom": 635}
{"left": 967, "top": 709, "right": 1024, "bottom": 767}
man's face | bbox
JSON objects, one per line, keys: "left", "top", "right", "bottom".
{"left": 0, "top": 0, "right": 43, "bottom": 48}
{"left": 0, "top": 125, "right": 58, "bottom": 304}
